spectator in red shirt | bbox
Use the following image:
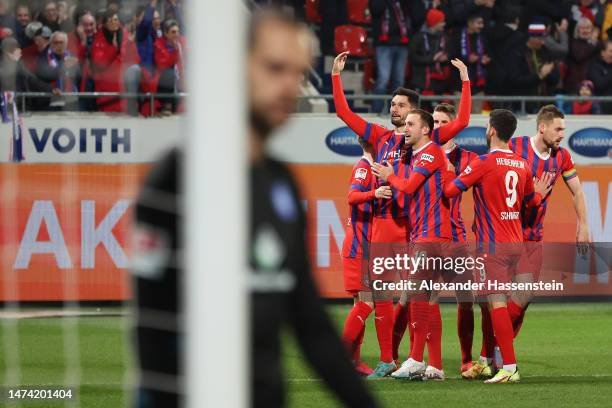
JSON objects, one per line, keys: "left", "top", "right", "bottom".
{"left": 572, "top": 79, "right": 601, "bottom": 114}
{"left": 68, "top": 10, "right": 97, "bottom": 111}
{"left": 91, "top": 10, "right": 141, "bottom": 115}
{"left": 22, "top": 22, "right": 52, "bottom": 72}
{"left": 154, "top": 19, "right": 184, "bottom": 114}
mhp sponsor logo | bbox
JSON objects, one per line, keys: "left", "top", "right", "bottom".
{"left": 568, "top": 127, "right": 612, "bottom": 158}
{"left": 454, "top": 126, "right": 488, "bottom": 155}
{"left": 28, "top": 127, "right": 131, "bottom": 153}
{"left": 325, "top": 127, "right": 362, "bottom": 156}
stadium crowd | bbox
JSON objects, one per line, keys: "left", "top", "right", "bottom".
{"left": 0, "top": 0, "right": 184, "bottom": 115}
{"left": 274, "top": 0, "right": 612, "bottom": 114}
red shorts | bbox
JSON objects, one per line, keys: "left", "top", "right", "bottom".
{"left": 408, "top": 241, "right": 452, "bottom": 282}
{"left": 477, "top": 246, "right": 523, "bottom": 295}
{"left": 343, "top": 257, "right": 367, "bottom": 293}
{"left": 516, "top": 240, "right": 543, "bottom": 280}
{"left": 371, "top": 217, "right": 409, "bottom": 244}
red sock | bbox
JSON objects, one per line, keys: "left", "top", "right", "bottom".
{"left": 374, "top": 301, "right": 393, "bottom": 362}
{"left": 342, "top": 301, "right": 372, "bottom": 359}
{"left": 392, "top": 303, "right": 409, "bottom": 361}
{"left": 490, "top": 307, "right": 516, "bottom": 365}
{"left": 408, "top": 300, "right": 429, "bottom": 362}
{"left": 457, "top": 305, "right": 474, "bottom": 364}
{"left": 480, "top": 304, "right": 495, "bottom": 359}
{"left": 510, "top": 302, "right": 528, "bottom": 337}
{"left": 407, "top": 302, "right": 414, "bottom": 355}
{"left": 354, "top": 323, "right": 366, "bottom": 361}
{"left": 426, "top": 303, "right": 442, "bottom": 369}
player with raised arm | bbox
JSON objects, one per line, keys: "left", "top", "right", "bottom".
{"left": 333, "top": 51, "right": 419, "bottom": 378}
{"left": 333, "top": 52, "right": 472, "bottom": 377}
{"left": 387, "top": 60, "right": 472, "bottom": 369}
{"left": 443, "top": 109, "right": 553, "bottom": 383}
{"left": 340, "top": 138, "right": 392, "bottom": 376}
{"left": 372, "top": 109, "right": 452, "bottom": 380}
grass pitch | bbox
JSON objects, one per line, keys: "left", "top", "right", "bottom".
{"left": 0, "top": 303, "right": 611, "bottom": 407}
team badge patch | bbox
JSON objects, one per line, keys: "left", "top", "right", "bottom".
{"left": 355, "top": 168, "right": 368, "bottom": 180}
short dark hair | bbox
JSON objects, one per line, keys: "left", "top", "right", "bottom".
{"left": 467, "top": 12, "right": 483, "bottom": 23}
{"left": 536, "top": 104, "right": 564, "bottom": 126}
{"left": 434, "top": 103, "right": 456, "bottom": 119}
{"left": 601, "top": 39, "right": 612, "bottom": 53}
{"left": 489, "top": 109, "right": 517, "bottom": 142}
{"left": 102, "top": 9, "right": 117, "bottom": 24}
{"left": 410, "top": 109, "right": 434, "bottom": 136}
{"left": 500, "top": 5, "right": 520, "bottom": 25}
{"left": 391, "top": 87, "right": 419, "bottom": 108}
{"left": 248, "top": 7, "right": 301, "bottom": 51}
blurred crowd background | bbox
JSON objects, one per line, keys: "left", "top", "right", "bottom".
{"left": 0, "top": 0, "right": 184, "bottom": 116}
{"left": 1, "top": 0, "right": 610, "bottom": 116}
{"left": 255, "top": 0, "right": 612, "bottom": 115}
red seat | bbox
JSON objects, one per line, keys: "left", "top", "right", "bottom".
{"left": 334, "top": 25, "right": 370, "bottom": 57}
{"left": 305, "top": 0, "right": 322, "bottom": 23}
{"left": 347, "top": 0, "right": 371, "bottom": 24}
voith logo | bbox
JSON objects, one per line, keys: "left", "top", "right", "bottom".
{"left": 568, "top": 127, "right": 612, "bottom": 158}
{"left": 325, "top": 127, "right": 362, "bottom": 157}
{"left": 28, "top": 127, "right": 131, "bottom": 154}
{"left": 454, "top": 127, "right": 488, "bottom": 155}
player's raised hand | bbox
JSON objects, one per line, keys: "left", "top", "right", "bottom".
{"left": 450, "top": 58, "right": 469, "bottom": 81}
{"left": 371, "top": 162, "right": 394, "bottom": 182}
{"left": 332, "top": 51, "right": 349, "bottom": 75}
{"left": 375, "top": 185, "right": 392, "bottom": 199}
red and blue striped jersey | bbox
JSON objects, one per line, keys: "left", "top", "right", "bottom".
{"left": 388, "top": 141, "right": 452, "bottom": 242}
{"left": 445, "top": 149, "right": 540, "bottom": 244}
{"left": 341, "top": 157, "right": 375, "bottom": 258}
{"left": 363, "top": 123, "right": 412, "bottom": 219}
{"left": 446, "top": 145, "right": 477, "bottom": 242}
{"left": 510, "top": 136, "right": 577, "bottom": 241}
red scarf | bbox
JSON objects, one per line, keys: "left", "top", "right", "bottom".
{"left": 380, "top": 1, "right": 409, "bottom": 44}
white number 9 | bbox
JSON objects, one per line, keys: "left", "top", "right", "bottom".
{"left": 505, "top": 170, "right": 518, "bottom": 207}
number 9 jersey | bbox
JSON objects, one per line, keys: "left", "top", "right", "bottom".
{"left": 444, "top": 148, "right": 542, "bottom": 244}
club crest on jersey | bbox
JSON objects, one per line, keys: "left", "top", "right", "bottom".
{"left": 420, "top": 153, "right": 434, "bottom": 163}
{"left": 464, "top": 165, "right": 472, "bottom": 175}
{"left": 355, "top": 168, "right": 368, "bottom": 180}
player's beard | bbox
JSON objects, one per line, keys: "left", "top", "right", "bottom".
{"left": 391, "top": 116, "right": 405, "bottom": 128}
{"left": 250, "top": 108, "right": 274, "bottom": 142}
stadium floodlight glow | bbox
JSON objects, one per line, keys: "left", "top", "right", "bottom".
{"left": 186, "top": 1, "right": 247, "bottom": 408}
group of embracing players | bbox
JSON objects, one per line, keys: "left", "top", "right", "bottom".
{"left": 333, "top": 51, "right": 590, "bottom": 383}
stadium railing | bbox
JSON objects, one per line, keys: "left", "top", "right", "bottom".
{"left": 9, "top": 91, "right": 189, "bottom": 116}
{"left": 10, "top": 92, "right": 612, "bottom": 116}
{"left": 297, "top": 94, "right": 612, "bottom": 115}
